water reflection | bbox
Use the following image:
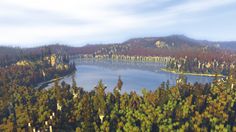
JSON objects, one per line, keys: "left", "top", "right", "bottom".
{"left": 42, "top": 59, "right": 214, "bottom": 94}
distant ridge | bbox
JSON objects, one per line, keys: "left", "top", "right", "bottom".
{"left": 1, "top": 35, "right": 236, "bottom": 61}
{"left": 123, "top": 35, "right": 236, "bottom": 50}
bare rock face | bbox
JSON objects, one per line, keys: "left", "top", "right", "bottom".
{"left": 155, "top": 40, "right": 168, "bottom": 48}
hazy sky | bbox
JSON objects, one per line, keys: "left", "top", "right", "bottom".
{"left": 0, "top": 0, "right": 236, "bottom": 47}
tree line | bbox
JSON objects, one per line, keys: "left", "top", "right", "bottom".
{"left": 0, "top": 72, "right": 236, "bottom": 131}
{"left": 0, "top": 45, "right": 236, "bottom": 131}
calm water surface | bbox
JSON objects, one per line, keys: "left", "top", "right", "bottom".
{"left": 42, "top": 59, "right": 214, "bottom": 93}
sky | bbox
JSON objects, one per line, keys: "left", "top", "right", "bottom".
{"left": 0, "top": 0, "right": 236, "bottom": 47}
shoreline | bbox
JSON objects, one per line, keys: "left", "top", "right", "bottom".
{"left": 161, "top": 68, "right": 224, "bottom": 77}
{"left": 35, "top": 71, "right": 76, "bottom": 90}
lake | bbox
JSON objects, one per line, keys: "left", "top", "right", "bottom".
{"left": 40, "top": 59, "right": 214, "bottom": 94}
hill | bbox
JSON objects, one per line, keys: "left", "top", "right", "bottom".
{"left": 1, "top": 35, "right": 236, "bottom": 66}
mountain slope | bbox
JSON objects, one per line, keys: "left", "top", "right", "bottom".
{"left": 1, "top": 35, "right": 236, "bottom": 65}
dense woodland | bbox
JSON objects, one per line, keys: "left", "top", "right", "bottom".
{"left": 0, "top": 47, "right": 75, "bottom": 87}
{"left": 166, "top": 56, "right": 236, "bottom": 75}
{"left": 0, "top": 71, "right": 236, "bottom": 131}
{"left": 0, "top": 36, "right": 236, "bottom": 131}
{"left": 0, "top": 54, "right": 236, "bottom": 132}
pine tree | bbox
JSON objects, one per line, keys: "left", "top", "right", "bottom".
{"left": 94, "top": 80, "right": 106, "bottom": 122}
{"left": 114, "top": 76, "right": 123, "bottom": 99}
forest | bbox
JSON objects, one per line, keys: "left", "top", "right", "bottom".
{"left": 166, "top": 56, "right": 235, "bottom": 76}
{"left": 0, "top": 47, "right": 75, "bottom": 87}
{"left": 0, "top": 50, "right": 235, "bottom": 132}
{"left": 0, "top": 71, "right": 236, "bottom": 131}
{"left": 1, "top": 0, "right": 236, "bottom": 130}
{"left": 0, "top": 43, "right": 236, "bottom": 131}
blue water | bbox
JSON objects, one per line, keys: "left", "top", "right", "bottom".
{"left": 43, "top": 59, "right": 214, "bottom": 94}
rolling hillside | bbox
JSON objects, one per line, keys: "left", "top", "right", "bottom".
{"left": 1, "top": 35, "right": 236, "bottom": 66}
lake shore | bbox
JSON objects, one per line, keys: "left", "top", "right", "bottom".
{"left": 161, "top": 68, "right": 224, "bottom": 77}
{"left": 35, "top": 71, "right": 76, "bottom": 90}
